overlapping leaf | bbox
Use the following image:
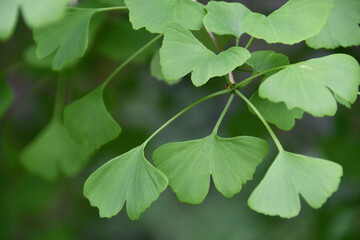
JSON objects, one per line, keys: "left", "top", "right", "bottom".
{"left": 241, "top": 0, "right": 334, "bottom": 44}
{"left": 33, "top": 8, "right": 97, "bottom": 70}
{"left": 0, "top": 74, "right": 14, "bottom": 118}
{"left": 259, "top": 54, "right": 360, "bottom": 117}
{"left": 248, "top": 151, "right": 342, "bottom": 218}
{"left": 306, "top": 0, "right": 360, "bottom": 49}
{"left": 153, "top": 134, "right": 268, "bottom": 204}
{"left": 20, "top": 120, "right": 90, "bottom": 180}
{"left": 124, "top": 0, "right": 205, "bottom": 33}
{"left": 246, "top": 51, "right": 290, "bottom": 76}
{"left": 64, "top": 86, "right": 121, "bottom": 152}
{"left": 203, "top": 1, "right": 251, "bottom": 39}
{"left": 0, "top": 0, "right": 70, "bottom": 40}
{"left": 160, "top": 24, "right": 250, "bottom": 86}
{"left": 84, "top": 145, "right": 168, "bottom": 220}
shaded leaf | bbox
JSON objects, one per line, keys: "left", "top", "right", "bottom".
{"left": 242, "top": 0, "right": 334, "bottom": 44}
{"left": 248, "top": 151, "right": 342, "bottom": 218}
{"left": 0, "top": 74, "right": 14, "bottom": 118}
{"left": 246, "top": 51, "right": 290, "bottom": 76}
{"left": 150, "top": 50, "right": 181, "bottom": 85}
{"left": 203, "top": 1, "right": 251, "bottom": 39}
{"left": 84, "top": 145, "right": 168, "bottom": 220}
{"left": 20, "top": 120, "right": 90, "bottom": 180}
{"left": 124, "top": 0, "right": 205, "bottom": 33}
{"left": 160, "top": 24, "right": 250, "bottom": 86}
{"left": 153, "top": 134, "right": 268, "bottom": 204}
{"left": 306, "top": 0, "right": 360, "bottom": 49}
{"left": 259, "top": 54, "right": 360, "bottom": 117}
{"left": 64, "top": 86, "right": 121, "bottom": 152}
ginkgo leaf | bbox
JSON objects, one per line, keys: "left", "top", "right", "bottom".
{"left": 246, "top": 51, "right": 290, "bottom": 76}
{"left": 248, "top": 151, "right": 342, "bottom": 218}
{"left": 249, "top": 92, "right": 303, "bottom": 131}
{"left": 150, "top": 50, "right": 181, "bottom": 85}
{"left": 84, "top": 145, "right": 168, "bottom": 220}
{"left": 0, "top": 0, "right": 70, "bottom": 40}
{"left": 124, "top": 0, "right": 205, "bottom": 33}
{"left": 152, "top": 134, "right": 268, "bottom": 204}
{"left": 203, "top": 1, "right": 251, "bottom": 39}
{"left": 64, "top": 86, "right": 121, "bottom": 152}
{"left": 0, "top": 74, "right": 14, "bottom": 118}
{"left": 160, "top": 24, "right": 250, "bottom": 86}
{"left": 306, "top": 0, "right": 360, "bottom": 49}
{"left": 259, "top": 54, "right": 360, "bottom": 117}
{"left": 33, "top": 8, "right": 97, "bottom": 70}
{"left": 241, "top": 0, "right": 334, "bottom": 44}
{"left": 20, "top": 120, "right": 90, "bottom": 181}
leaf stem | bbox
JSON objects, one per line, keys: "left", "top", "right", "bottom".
{"left": 94, "top": 6, "right": 128, "bottom": 12}
{"left": 213, "top": 93, "right": 235, "bottom": 134}
{"left": 102, "top": 34, "right": 163, "bottom": 88}
{"left": 144, "top": 89, "right": 233, "bottom": 145}
{"left": 245, "top": 37, "right": 254, "bottom": 50}
{"left": 53, "top": 75, "right": 67, "bottom": 121}
{"left": 235, "top": 89, "right": 283, "bottom": 151}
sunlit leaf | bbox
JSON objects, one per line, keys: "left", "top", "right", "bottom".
{"left": 153, "top": 134, "right": 268, "bottom": 204}
{"left": 33, "top": 8, "right": 97, "bottom": 70}
{"left": 0, "top": 74, "right": 14, "bottom": 118}
{"left": 160, "top": 24, "right": 250, "bottom": 86}
{"left": 246, "top": 51, "right": 290, "bottom": 76}
{"left": 124, "top": 0, "right": 205, "bottom": 33}
{"left": 248, "top": 151, "right": 342, "bottom": 218}
{"left": 64, "top": 86, "right": 121, "bottom": 152}
{"left": 84, "top": 145, "right": 168, "bottom": 220}
{"left": 203, "top": 1, "right": 251, "bottom": 39}
{"left": 0, "top": 0, "right": 18, "bottom": 40}
{"left": 259, "top": 54, "right": 360, "bottom": 117}
{"left": 242, "top": 0, "right": 334, "bottom": 44}
{"left": 306, "top": 0, "right": 360, "bottom": 49}
{"left": 20, "top": 120, "right": 90, "bottom": 180}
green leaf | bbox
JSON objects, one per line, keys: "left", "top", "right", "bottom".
{"left": 306, "top": 0, "right": 360, "bottom": 49}
{"left": 160, "top": 24, "right": 250, "bottom": 86}
{"left": 84, "top": 145, "right": 168, "bottom": 219}
{"left": 64, "top": 86, "right": 121, "bottom": 152}
{"left": 249, "top": 92, "right": 303, "bottom": 131}
{"left": 20, "top": 120, "right": 90, "bottom": 181}
{"left": 0, "top": 0, "right": 70, "bottom": 41}
{"left": 33, "top": 8, "right": 97, "bottom": 70}
{"left": 124, "top": 0, "right": 206, "bottom": 33}
{"left": 248, "top": 151, "right": 342, "bottom": 218}
{"left": 246, "top": 51, "right": 290, "bottom": 76}
{"left": 241, "top": 0, "right": 334, "bottom": 44}
{"left": 150, "top": 50, "right": 181, "bottom": 85}
{"left": 0, "top": 74, "right": 14, "bottom": 118}
{"left": 152, "top": 134, "right": 268, "bottom": 204}
{"left": 203, "top": 1, "right": 251, "bottom": 39}
{"left": 259, "top": 54, "right": 360, "bottom": 117}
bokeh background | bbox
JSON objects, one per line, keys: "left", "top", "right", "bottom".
{"left": 0, "top": 0, "right": 359, "bottom": 239}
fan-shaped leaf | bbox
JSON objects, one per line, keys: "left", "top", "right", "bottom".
{"left": 84, "top": 145, "right": 168, "bottom": 220}
{"left": 153, "top": 134, "right": 268, "bottom": 204}
{"left": 64, "top": 86, "right": 121, "bottom": 152}
{"left": 203, "top": 1, "right": 251, "bottom": 39}
{"left": 248, "top": 151, "right": 342, "bottom": 218}
{"left": 259, "top": 54, "right": 360, "bottom": 117}
{"left": 160, "top": 24, "right": 250, "bottom": 86}
{"left": 306, "top": 0, "right": 360, "bottom": 49}
{"left": 246, "top": 51, "right": 290, "bottom": 76}
{"left": 241, "top": 0, "right": 334, "bottom": 44}
{"left": 0, "top": 75, "right": 14, "bottom": 118}
{"left": 124, "top": 0, "right": 205, "bottom": 33}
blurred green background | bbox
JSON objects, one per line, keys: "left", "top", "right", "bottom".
{"left": 0, "top": 0, "right": 359, "bottom": 239}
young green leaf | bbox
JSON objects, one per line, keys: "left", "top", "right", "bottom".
{"left": 33, "top": 8, "right": 97, "bottom": 70}
{"left": 241, "top": 0, "right": 334, "bottom": 44}
{"left": 160, "top": 24, "right": 250, "bottom": 86}
{"left": 0, "top": 74, "right": 14, "bottom": 118}
{"left": 64, "top": 86, "right": 121, "bottom": 152}
{"left": 259, "top": 54, "right": 360, "bottom": 117}
{"left": 150, "top": 50, "right": 181, "bottom": 85}
{"left": 306, "top": 0, "right": 360, "bottom": 49}
{"left": 248, "top": 151, "right": 342, "bottom": 218}
{"left": 153, "top": 134, "right": 268, "bottom": 204}
{"left": 249, "top": 92, "right": 303, "bottom": 131}
{"left": 0, "top": 0, "right": 71, "bottom": 40}
{"left": 203, "top": 1, "right": 251, "bottom": 39}
{"left": 124, "top": 0, "right": 205, "bottom": 33}
{"left": 84, "top": 145, "right": 168, "bottom": 220}
{"left": 246, "top": 51, "right": 290, "bottom": 76}
{"left": 20, "top": 120, "right": 90, "bottom": 181}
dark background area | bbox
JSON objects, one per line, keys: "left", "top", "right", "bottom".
{"left": 0, "top": 0, "right": 359, "bottom": 239}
